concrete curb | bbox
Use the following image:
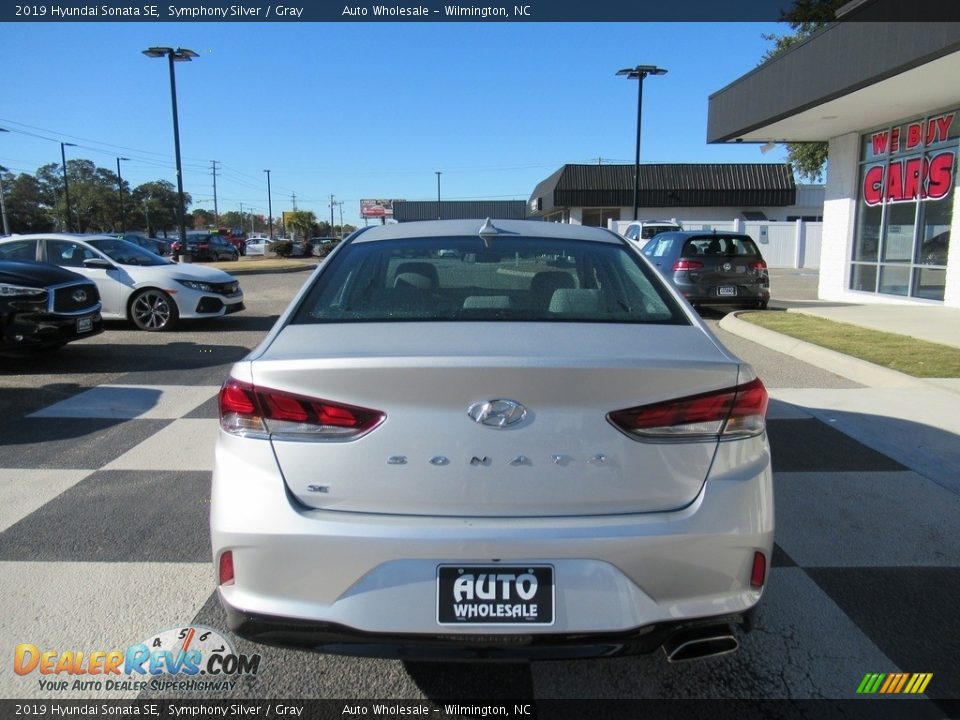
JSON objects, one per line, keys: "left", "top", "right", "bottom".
{"left": 718, "top": 311, "right": 932, "bottom": 389}
{"left": 206, "top": 260, "right": 318, "bottom": 276}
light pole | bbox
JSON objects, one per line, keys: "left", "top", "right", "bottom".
{"left": 616, "top": 65, "right": 667, "bottom": 221}
{"left": 435, "top": 171, "right": 442, "bottom": 220}
{"left": 0, "top": 165, "right": 10, "bottom": 236}
{"left": 0, "top": 128, "right": 8, "bottom": 236}
{"left": 263, "top": 170, "right": 273, "bottom": 239}
{"left": 60, "top": 141, "right": 77, "bottom": 231}
{"left": 143, "top": 46, "right": 198, "bottom": 257}
{"left": 116, "top": 156, "right": 130, "bottom": 233}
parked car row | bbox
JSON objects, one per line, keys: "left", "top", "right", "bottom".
{"left": 0, "top": 234, "right": 245, "bottom": 339}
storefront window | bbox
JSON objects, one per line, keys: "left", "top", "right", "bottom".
{"left": 852, "top": 109, "right": 957, "bottom": 301}
{"left": 581, "top": 208, "right": 620, "bottom": 227}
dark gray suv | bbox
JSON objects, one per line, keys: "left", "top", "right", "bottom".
{"left": 642, "top": 231, "right": 770, "bottom": 310}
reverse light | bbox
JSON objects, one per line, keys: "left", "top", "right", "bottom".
{"left": 672, "top": 259, "right": 703, "bottom": 271}
{"left": 218, "top": 377, "right": 385, "bottom": 440}
{"left": 607, "top": 376, "right": 768, "bottom": 441}
{"left": 219, "top": 551, "right": 235, "bottom": 586}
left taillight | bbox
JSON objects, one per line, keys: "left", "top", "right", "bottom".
{"left": 607, "top": 375, "right": 768, "bottom": 441}
{"left": 219, "top": 377, "right": 385, "bottom": 440}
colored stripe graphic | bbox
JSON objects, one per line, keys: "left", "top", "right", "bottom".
{"left": 857, "top": 673, "right": 932, "bottom": 694}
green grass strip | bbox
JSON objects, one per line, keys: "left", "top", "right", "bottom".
{"left": 739, "top": 312, "right": 960, "bottom": 378}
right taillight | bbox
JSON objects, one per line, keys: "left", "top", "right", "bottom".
{"left": 608, "top": 377, "right": 768, "bottom": 441}
{"left": 219, "top": 377, "right": 385, "bottom": 440}
{"left": 672, "top": 259, "right": 703, "bottom": 271}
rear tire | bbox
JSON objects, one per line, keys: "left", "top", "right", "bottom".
{"left": 130, "top": 289, "right": 179, "bottom": 331}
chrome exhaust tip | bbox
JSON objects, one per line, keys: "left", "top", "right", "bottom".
{"left": 662, "top": 625, "right": 739, "bottom": 663}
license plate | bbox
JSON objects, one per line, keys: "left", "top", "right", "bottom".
{"left": 437, "top": 565, "right": 554, "bottom": 625}
{"left": 76, "top": 316, "right": 93, "bottom": 333}
{"left": 718, "top": 286, "right": 738, "bottom": 296}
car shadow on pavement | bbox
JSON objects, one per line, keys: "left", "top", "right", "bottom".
{"left": 403, "top": 660, "right": 534, "bottom": 699}
{"left": 0, "top": 342, "right": 249, "bottom": 377}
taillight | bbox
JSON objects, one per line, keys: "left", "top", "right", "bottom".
{"left": 607, "top": 376, "right": 768, "bottom": 441}
{"left": 749, "top": 260, "right": 768, "bottom": 271}
{"left": 672, "top": 259, "right": 703, "bottom": 271}
{"left": 750, "top": 551, "right": 767, "bottom": 589}
{"left": 219, "top": 377, "right": 385, "bottom": 440}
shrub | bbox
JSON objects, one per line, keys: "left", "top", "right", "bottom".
{"left": 270, "top": 240, "right": 293, "bottom": 257}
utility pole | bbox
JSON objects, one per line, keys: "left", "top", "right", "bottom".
{"left": 336, "top": 201, "right": 344, "bottom": 238}
{"left": 264, "top": 169, "right": 273, "bottom": 239}
{"left": 239, "top": 202, "right": 243, "bottom": 233}
{"left": 329, "top": 194, "right": 335, "bottom": 235}
{"left": 292, "top": 192, "right": 297, "bottom": 211}
{"left": 211, "top": 160, "right": 220, "bottom": 225}
{"left": 435, "top": 171, "right": 442, "bottom": 220}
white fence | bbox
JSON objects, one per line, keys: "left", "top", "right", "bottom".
{"left": 611, "top": 219, "right": 822, "bottom": 269}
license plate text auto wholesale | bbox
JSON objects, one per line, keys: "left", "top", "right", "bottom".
{"left": 437, "top": 565, "right": 555, "bottom": 625}
{"left": 77, "top": 316, "right": 93, "bottom": 333}
{"left": 718, "top": 286, "right": 738, "bottom": 296}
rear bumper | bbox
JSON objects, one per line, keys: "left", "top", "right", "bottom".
{"left": 211, "top": 432, "right": 773, "bottom": 655}
{"left": 221, "top": 601, "right": 753, "bottom": 661}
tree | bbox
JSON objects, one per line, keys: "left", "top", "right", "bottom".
{"left": 192, "top": 208, "right": 215, "bottom": 229}
{"left": 131, "top": 180, "right": 191, "bottom": 237}
{"left": 761, "top": 0, "right": 847, "bottom": 182}
{"left": 3, "top": 171, "right": 54, "bottom": 233}
{"left": 285, "top": 210, "right": 317, "bottom": 241}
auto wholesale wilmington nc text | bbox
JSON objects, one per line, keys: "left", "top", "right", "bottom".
{"left": 342, "top": 5, "right": 532, "bottom": 17}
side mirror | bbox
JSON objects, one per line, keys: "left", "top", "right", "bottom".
{"left": 83, "top": 258, "right": 113, "bottom": 270}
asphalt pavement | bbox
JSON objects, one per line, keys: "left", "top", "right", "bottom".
{"left": 0, "top": 267, "right": 957, "bottom": 712}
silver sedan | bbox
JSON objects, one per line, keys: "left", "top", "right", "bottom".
{"left": 211, "top": 219, "right": 773, "bottom": 661}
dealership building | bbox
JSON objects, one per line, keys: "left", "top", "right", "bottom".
{"left": 708, "top": 5, "right": 959, "bottom": 306}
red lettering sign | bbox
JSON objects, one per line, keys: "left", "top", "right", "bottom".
{"left": 862, "top": 151, "right": 955, "bottom": 206}
{"left": 867, "top": 112, "right": 956, "bottom": 158}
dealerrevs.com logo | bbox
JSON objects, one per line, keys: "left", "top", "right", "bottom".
{"left": 14, "top": 626, "right": 261, "bottom": 693}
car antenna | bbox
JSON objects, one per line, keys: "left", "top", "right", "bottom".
{"left": 479, "top": 218, "right": 498, "bottom": 248}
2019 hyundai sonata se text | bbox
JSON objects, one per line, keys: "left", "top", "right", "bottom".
{"left": 212, "top": 219, "right": 773, "bottom": 661}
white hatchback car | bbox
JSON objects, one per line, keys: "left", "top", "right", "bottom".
{"left": 212, "top": 219, "right": 772, "bottom": 661}
{"left": 0, "top": 234, "right": 245, "bottom": 331}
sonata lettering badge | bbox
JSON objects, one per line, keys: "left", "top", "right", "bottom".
{"left": 437, "top": 566, "right": 554, "bottom": 625}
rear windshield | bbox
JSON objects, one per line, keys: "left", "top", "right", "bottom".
{"left": 680, "top": 236, "right": 761, "bottom": 258}
{"left": 292, "top": 236, "right": 687, "bottom": 325}
{"left": 641, "top": 225, "right": 677, "bottom": 239}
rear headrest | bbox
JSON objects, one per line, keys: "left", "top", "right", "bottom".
{"left": 393, "top": 262, "right": 439, "bottom": 290}
{"left": 548, "top": 289, "right": 603, "bottom": 314}
{"left": 530, "top": 271, "right": 576, "bottom": 295}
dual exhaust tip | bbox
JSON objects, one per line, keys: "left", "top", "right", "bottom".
{"left": 662, "top": 624, "right": 739, "bottom": 662}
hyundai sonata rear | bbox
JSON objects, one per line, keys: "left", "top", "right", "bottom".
{"left": 211, "top": 219, "right": 773, "bottom": 661}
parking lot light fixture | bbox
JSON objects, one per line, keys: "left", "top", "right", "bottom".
{"left": 60, "top": 142, "right": 77, "bottom": 232}
{"left": 616, "top": 65, "right": 667, "bottom": 221}
{"left": 0, "top": 164, "right": 10, "bottom": 236}
{"left": 264, "top": 170, "right": 273, "bottom": 239}
{"left": 116, "top": 157, "right": 130, "bottom": 233}
{"left": 143, "top": 46, "right": 199, "bottom": 257}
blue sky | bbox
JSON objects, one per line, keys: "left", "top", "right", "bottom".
{"left": 0, "top": 22, "right": 786, "bottom": 227}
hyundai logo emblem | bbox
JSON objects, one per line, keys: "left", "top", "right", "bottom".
{"left": 71, "top": 289, "right": 88, "bottom": 304}
{"left": 467, "top": 399, "right": 528, "bottom": 428}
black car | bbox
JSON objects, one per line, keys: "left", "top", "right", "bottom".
{"left": 116, "top": 233, "right": 169, "bottom": 256}
{"left": 171, "top": 233, "right": 239, "bottom": 261}
{"left": 642, "top": 231, "right": 770, "bottom": 310}
{"left": 0, "top": 260, "right": 103, "bottom": 353}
